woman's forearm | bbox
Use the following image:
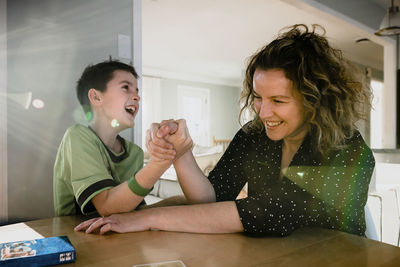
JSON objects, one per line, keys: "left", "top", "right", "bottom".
{"left": 147, "top": 201, "right": 243, "bottom": 233}
{"left": 174, "top": 151, "right": 216, "bottom": 203}
{"left": 76, "top": 201, "right": 244, "bottom": 235}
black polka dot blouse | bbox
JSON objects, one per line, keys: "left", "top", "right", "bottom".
{"left": 208, "top": 125, "right": 375, "bottom": 237}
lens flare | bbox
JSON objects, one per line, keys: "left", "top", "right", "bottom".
{"left": 32, "top": 98, "right": 45, "bottom": 109}
{"left": 111, "top": 119, "right": 119, "bottom": 128}
{"left": 85, "top": 112, "right": 92, "bottom": 121}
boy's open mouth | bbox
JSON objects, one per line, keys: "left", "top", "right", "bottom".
{"left": 125, "top": 106, "right": 136, "bottom": 115}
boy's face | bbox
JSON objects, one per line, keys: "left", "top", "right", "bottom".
{"left": 98, "top": 70, "right": 139, "bottom": 130}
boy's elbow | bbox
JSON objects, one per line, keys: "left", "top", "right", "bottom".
{"left": 91, "top": 192, "right": 113, "bottom": 217}
{"left": 96, "top": 205, "right": 134, "bottom": 217}
{"left": 92, "top": 199, "right": 135, "bottom": 217}
{"left": 91, "top": 189, "right": 140, "bottom": 216}
{"left": 96, "top": 207, "right": 111, "bottom": 217}
{"left": 93, "top": 200, "right": 128, "bottom": 217}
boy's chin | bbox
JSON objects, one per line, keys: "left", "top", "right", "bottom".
{"left": 122, "top": 122, "right": 135, "bottom": 130}
{"left": 111, "top": 121, "right": 134, "bottom": 131}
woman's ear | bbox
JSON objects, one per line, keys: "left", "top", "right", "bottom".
{"left": 88, "top": 88, "right": 102, "bottom": 106}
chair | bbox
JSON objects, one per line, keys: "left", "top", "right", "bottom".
{"left": 365, "top": 193, "right": 382, "bottom": 242}
{"left": 389, "top": 187, "right": 400, "bottom": 246}
{"left": 212, "top": 136, "right": 231, "bottom": 152}
{"left": 366, "top": 188, "right": 400, "bottom": 245}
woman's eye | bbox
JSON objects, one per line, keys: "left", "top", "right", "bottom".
{"left": 274, "top": 99, "right": 284, "bottom": 103}
{"left": 122, "top": 85, "right": 129, "bottom": 90}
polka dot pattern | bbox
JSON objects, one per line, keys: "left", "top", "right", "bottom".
{"left": 208, "top": 125, "right": 375, "bottom": 237}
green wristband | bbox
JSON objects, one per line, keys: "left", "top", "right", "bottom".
{"left": 128, "top": 175, "right": 152, "bottom": 197}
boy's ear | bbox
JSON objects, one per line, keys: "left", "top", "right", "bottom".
{"left": 88, "top": 88, "right": 102, "bottom": 106}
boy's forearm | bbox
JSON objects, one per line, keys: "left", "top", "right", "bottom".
{"left": 135, "top": 160, "right": 171, "bottom": 189}
{"left": 92, "top": 160, "right": 172, "bottom": 216}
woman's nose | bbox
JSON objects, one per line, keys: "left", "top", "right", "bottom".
{"left": 259, "top": 101, "right": 273, "bottom": 118}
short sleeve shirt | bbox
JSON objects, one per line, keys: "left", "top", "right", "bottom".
{"left": 208, "top": 125, "right": 375, "bottom": 237}
{"left": 53, "top": 124, "right": 143, "bottom": 216}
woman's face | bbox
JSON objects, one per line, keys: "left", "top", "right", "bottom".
{"left": 253, "top": 68, "right": 309, "bottom": 144}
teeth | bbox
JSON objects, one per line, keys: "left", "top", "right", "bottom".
{"left": 126, "top": 106, "right": 136, "bottom": 113}
{"left": 266, "top": 121, "right": 282, "bottom": 127}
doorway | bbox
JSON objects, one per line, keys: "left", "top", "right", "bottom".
{"left": 177, "top": 85, "right": 210, "bottom": 146}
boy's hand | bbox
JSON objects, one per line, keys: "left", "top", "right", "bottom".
{"left": 146, "top": 120, "right": 178, "bottom": 162}
{"left": 146, "top": 119, "right": 192, "bottom": 162}
{"left": 164, "top": 119, "right": 193, "bottom": 160}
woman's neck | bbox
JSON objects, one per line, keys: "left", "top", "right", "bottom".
{"left": 280, "top": 135, "right": 306, "bottom": 178}
{"left": 282, "top": 138, "right": 303, "bottom": 155}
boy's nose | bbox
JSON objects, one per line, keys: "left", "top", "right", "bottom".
{"left": 132, "top": 94, "right": 140, "bottom": 101}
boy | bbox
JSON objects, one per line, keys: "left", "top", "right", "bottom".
{"left": 53, "top": 60, "right": 176, "bottom": 217}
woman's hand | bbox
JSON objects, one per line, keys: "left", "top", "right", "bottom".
{"left": 146, "top": 120, "right": 178, "bottom": 162}
{"left": 147, "top": 119, "right": 193, "bottom": 162}
{"left": 163, "top": 119, "right": 193, "bottom": 160}
{"left": 74, "top": 212, "right": 149, "bottom": 235}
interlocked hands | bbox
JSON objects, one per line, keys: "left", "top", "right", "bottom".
{"left": 145, "top": 119, "right": 193, "bottom": 162}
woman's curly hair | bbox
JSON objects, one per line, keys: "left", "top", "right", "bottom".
{"left": 239, "top": 24, "right": 372, "bottom": 156}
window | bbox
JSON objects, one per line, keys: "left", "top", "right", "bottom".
{"left": 370, "top": 79, "right": 383, "bottom": 149}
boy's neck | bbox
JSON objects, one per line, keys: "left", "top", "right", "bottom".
{"left": 89, "top": 120, "right": 122, "bottom": 153}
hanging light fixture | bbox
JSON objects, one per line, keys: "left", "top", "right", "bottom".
{"left": 375, "top": 0, "right": 400, "bottom": 36}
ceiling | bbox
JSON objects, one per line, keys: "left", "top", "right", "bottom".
{"left": 142, "top": 0, "right": 385, "bottom": 86}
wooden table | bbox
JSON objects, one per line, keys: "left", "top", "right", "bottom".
{"left": 4, "top": 216, "right": 400, "bottom": 266}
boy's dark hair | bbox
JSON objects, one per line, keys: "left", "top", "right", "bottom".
{"left": 76, "top": 60, "right": 138, "bottom": 115}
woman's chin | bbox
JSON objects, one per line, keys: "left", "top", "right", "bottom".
{"left": 265, "top": 130, "right": 283, "bottom": 141}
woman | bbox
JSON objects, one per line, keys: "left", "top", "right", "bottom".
{"left": 75, "top": 24, "right": 375, "bottom": 237}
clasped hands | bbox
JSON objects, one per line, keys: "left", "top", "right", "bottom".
{"left": 146, "top": 119, "right": 193, "bottom": 163}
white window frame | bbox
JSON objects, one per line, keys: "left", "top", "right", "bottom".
{"left": 370, "top": 79, "right": 384, "bottom": 149}
{"left": 132, "top": 0, "right": 142, "bottom": 147}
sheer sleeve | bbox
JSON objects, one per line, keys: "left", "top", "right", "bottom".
{"left": 235, "top": 179, "right": 312, "bottom": 236}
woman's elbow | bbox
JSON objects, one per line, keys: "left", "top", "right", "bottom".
{"left": 243, "top": 227, "right": 294, "bottom": 237}
{"left": 186, "top": 193, "right": 216, "bottom": 204}
{"left": 241, "top": 218, "right": 296, "bottom": 237}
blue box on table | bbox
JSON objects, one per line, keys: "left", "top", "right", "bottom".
{"left": 0, "top": 236, "right": 75, "bottom": 266}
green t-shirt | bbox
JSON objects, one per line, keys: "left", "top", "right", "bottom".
{"left": 53, "top": 124, "right": 143, "bottom": 216}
